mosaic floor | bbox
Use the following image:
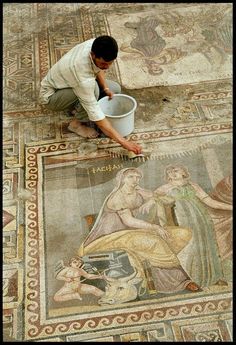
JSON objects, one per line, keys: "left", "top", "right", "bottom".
{"left": 3, "top": 3, "right": 233, "bottom": 342}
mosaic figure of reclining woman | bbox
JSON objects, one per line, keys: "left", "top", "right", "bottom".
{"left": 78, "top": 167, "right": 201, "bottom": 295}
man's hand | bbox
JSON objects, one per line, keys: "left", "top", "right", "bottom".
{"left": 104, "top": 88, "right": 114, "bottom": 100}
{"left": 121, "top": 140, "right": 142, "bottom": 154}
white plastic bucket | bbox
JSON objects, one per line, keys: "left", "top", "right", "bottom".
{"left": 98, "top": 94, "right": 137, "bottom": 136}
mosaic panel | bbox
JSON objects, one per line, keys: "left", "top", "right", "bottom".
{"left": 3, "top": 308, "right": 18, "bottom": 341}
{"left": 123, "top": 79, "right": 232, "bottom": 131}
{"left": 3, "top": 171, "right": 19, "bottom": 202}
{"left": 3, "top": 3, "right": 94, "bottom": 113}
{"left": 3, "top": 122, "right": 23, "bottom": 169}
{"left": 3, "top": 264, "right": 23, "bottom": 309}
{"left": 23, "top": 128, "right": 232, "bottom": 340}
{"left": 3, "top": 168, "right": 25, "bottom": 266}
{"left": 3, "top": 3, "right": 40, "bottom": 111}
{"left": 106, "top": 3, "right": 232, "bottom": 88}
{"left": 172, "top": 313, "right": 232, "bottom": 341}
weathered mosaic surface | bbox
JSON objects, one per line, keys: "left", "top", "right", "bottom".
{"left": 3, "top": 3, "right": 233, "bottom": 342}
{"left": 22, "top": 129, "right": 232, "bottom": 341}
{"left": 106, "top": 3, "right": 232, "bottom": 88}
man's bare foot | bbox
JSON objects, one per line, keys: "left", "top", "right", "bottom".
{"left": 185, "top": 281, "right": 201, "bottom": 292}
{"left": 68, "top": 123, "right": 99, "bottom": 139}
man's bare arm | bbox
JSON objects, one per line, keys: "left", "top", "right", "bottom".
{"left": 95, "top": 118, "right": 142, "bottom": 154}
{"left": 96, "top": 71, "right": 113, "bottom": 99}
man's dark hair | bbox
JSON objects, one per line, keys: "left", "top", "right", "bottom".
{"left": 91, "top": 35, "right": 118, "bottom": 62}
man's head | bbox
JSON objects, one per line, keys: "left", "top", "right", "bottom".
{"left": 91, "top": 35, "right": 118, "bottom": 70}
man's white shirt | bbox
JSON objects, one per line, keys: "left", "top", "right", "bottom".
{"left": 39, "top": 38, "right": 106, "bottom": 121}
